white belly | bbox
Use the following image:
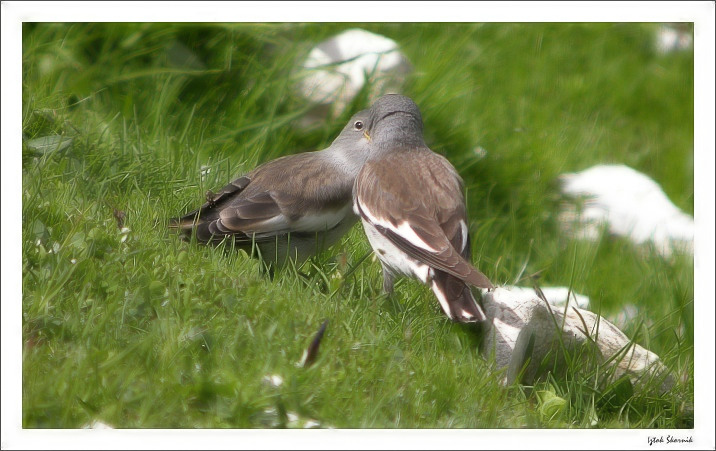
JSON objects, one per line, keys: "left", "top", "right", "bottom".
{"left": 361, "top": 218, "right": 431, "bottom": 283}
{"left": 259, "top": 214, "right": 358, "bottom": 265}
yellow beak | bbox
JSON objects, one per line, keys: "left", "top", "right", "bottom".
{"left": 363, "top": 131, "right": 371, "bottom": 142}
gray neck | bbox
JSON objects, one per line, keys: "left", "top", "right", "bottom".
{"left": 320, "top": 140, "right": 371, "bottom": 178}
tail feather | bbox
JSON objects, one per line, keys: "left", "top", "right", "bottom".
{"left": 167, "top": 213, "right": 198, "bottom": 231}
{"left": 430, "top": 269, "right": 487, "bottom": 323}
{"left": 169, "top": 208, "right": 259, "bottom": 246}
{"left": 168, "top": 208, "right": 223, "bottom": 243}
{"left": 169, "top": 175, "right": 252, "bottom": 240}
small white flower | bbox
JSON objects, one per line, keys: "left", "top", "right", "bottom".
{"left": 82, "top": 420, "right": 114, "bottom": 429}
{"left": 70, "top": 258, "right": 77, "bottom": 264}
{"left": 200, "top": 165, "right": 212, "bottom": 182}
{"left": 261, "top": 374, "right": 284, "bottom": 388}
{"left": 303, "top": 419, "right": 321, "bottom": 428}
{"left": 473, "top": 146, "right": 488, "bottom": 160}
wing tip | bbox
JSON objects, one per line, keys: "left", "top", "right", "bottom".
{"left": 465, "top": 265, "right": 495, "bottom": 290}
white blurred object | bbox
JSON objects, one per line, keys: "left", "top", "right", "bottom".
{"left": 82, "top": 420, "right": 115, "bottom": 429}
{"left": 303, "top": 419, "right": 322, "bottom": 429}
{"left": 490, "top": 285, "right": 590, "bottom": 310}
{"left": 559, "top": 164, "right": 693, "bottom": 257}
{"left": 261, "top": 374, "right": 284, "bottom": 388}
{"left": 609, "top": 303, "right": 646, "bottom": 329}
{"left": 297, "top": 28, "right": 411, "bottom": 118}
{"left": 473, "top": 146, "right": 488, "bottom": 160}
{"left": 655, "top": 24, "right": 693, "bottom": 54}
{"left": 260, "top": 407, "right": 325, "bottom": 428}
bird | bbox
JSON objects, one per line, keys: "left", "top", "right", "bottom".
{"left": 353, "top": 94, "right": 494, "bottom": 323}
{"left": 169, "top": 107, "right": 373, "bottom": 267}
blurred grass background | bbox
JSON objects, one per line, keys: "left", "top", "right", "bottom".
{"left": 21, "top": 22, "right": 693, "bottom": 428}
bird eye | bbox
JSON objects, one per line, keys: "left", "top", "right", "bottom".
{"left": 354, "top": 121, "right": 364, "bottom": 131}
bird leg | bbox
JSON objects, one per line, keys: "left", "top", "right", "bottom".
{"left": 381, "top": 265, "right": 395, "bottom": 294}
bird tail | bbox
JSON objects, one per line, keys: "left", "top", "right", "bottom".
{"left": 430, "top": 269, "right": 487, "bottom": 323}
{"left": 169, "top": 175, "right": 252, "bottom": 240}
{"left": 167, "top": 213, "right": 197, "bottom": 231}
{"left": 168, "top": 209, "right": 220, "bottom": 243}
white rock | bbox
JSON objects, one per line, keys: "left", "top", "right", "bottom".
{"left": 558, "top": 164, "right": 693, "bottom": 257}
{"left": 297, "top": 28, "right": 411, "bottom": 118}
{"left": 491, "top": 285, "right": 590, "bottom": 310}
{"left": 481, "top": 287, "right": 675, "bottom": 394}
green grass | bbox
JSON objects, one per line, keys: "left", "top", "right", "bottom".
{"left": 21, "top": 23, "right": 693, "bottom": 429}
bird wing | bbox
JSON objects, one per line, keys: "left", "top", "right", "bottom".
{"left": 171, "top": 153, "right": 354, "bottom": 244}
{"left": 354, "top": 152, "right": 493, "bottom": 289}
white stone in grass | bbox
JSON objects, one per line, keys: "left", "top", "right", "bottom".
{"left": 296, "top": 28, "right": 411, "bottom": 120}
{"left": 481, "top": 287, "right": 675, "bottom": 395}
{"left": 488, "top": 285, "right": 590, "bottom": 310}
{"left": 558, "top": 164, "right": 693, "bottom": 258}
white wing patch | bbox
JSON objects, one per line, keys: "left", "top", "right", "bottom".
{"left": 361, "top": 218, "right": 430, "bottom": 282}
{"left": 357, "top": 199, "right": 438, "bottom": 252}
{"left": 429, "top": 275, "right": 454, "bottom": 319}
{"left": 459, "top": 219, "right": 468, "bottom": 252}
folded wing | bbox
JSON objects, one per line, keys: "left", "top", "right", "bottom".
{"left": 170, "top": 153, "right": 355, "bottom": 245}
{"left": 355, "top": 152, "right": 493, "bottom": 289}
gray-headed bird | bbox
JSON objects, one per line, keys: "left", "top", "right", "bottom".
{"left": 353, "top": 94, "right": 494, "bottom": 322}
{"left": 170, "top": 108, "right": 372, "bottom": 266}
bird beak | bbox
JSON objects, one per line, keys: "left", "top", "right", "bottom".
{"left": 363, "top": 131, "right": 371, "bottom": 142}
